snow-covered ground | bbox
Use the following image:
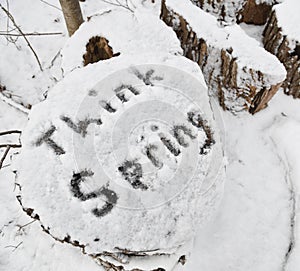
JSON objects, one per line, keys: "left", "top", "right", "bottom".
{"left": 186, "top": 92, "right": 300, "bottom": 271}
{"left": 0, "top": 0, "right": 299, "bottom": 270}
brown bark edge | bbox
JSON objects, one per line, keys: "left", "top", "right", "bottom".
{"left": 263, "top": 11, "right": 300, "bottom": 98}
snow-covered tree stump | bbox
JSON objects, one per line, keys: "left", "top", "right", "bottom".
{"left": 190, "top": 0, "right": 276, "bottom": 25}
{"left": 263, "top": 1, "right": 300, "bottom": 98}
{"left": 15, "top": 9, "right": 225, "bottom": 267}
{"left": 16, "top": 56, "right": 225, "bottom": 270}
{"left": 61, "top": 9, "right": 182, "bottom": 74}
{"left": 161, "top": 0, "right": 286, "bottom": 113}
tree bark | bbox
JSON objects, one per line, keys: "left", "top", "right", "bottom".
{"left": 59, "top": 0, "right": 84, "bottom": 36}
{"left": 191, "top": 0, "right": 275, "bottom": 25}
{"left": 263, "top": 11, "right": 300, "bottom": 98}
{"left": 240, "top": 0, "right": 273, "bottom": 25}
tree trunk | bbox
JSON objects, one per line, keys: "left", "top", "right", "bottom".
{"left": 59, "top": 0, "right": 84, "bottom": 36}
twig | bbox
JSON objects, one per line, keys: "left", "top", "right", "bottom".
{"left": 0, "top": 90, "right": 22, "bottom": 98}
{"left": 14, "top": 182, "right": 22, "bottom": 192}
{"left": 5, "top": 241, "right": 23, "bottom": 251}
{"left": 17, "top": 220, "right": 36, "bottom": 232}
{"left": 0, "top": 4, "right": 43, "bottom": 71}
{"left": 40, "top": 0, "right": 62, "bottom": 11}
{"left": 0, "top": 144, "right": 21, "bottom": 148}
{"left": 3, "top": 27, "right": 18, "bottom": 33}
{"left": 87, "top": 9, "right": 112, "bottom": 21}
{"left": 0, "top": 92, "right": 30, "bottom": 114}
{"left": 47, "top": 49, "right": 61, "bottom": 69}
{"left": 0, "top": 130, "right": 22, "bottom": 169}
{"left": 0, "top": 32, "right": 63, "bottom": 36}
{"left": 0, "top": 145, "right": 10, "bottom": 169}
{"left": 100, "top": 0, "right": 134, "bottom": 12}
{"left": 5, "top": 0, "right": 9, "bottom": 44}
{"left": 0, "top": 130, "right": 21, "bottom": 136}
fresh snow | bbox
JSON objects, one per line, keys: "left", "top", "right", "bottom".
{"left": 191, "top": 0, "right": 245, "bottom": 24}
{"left": 275, "top": 0, "right": 300, "bottom": 47}
{"left": 0, "top": 0, "right": 299, "bottom": 271}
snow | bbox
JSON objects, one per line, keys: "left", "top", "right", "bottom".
{"left": 256, "top": 0, "right": 278, "bottom": 4}
{"left": 0, "top": 0, "right": 300, "bottom": 271}
{"left": 275, "top": 0, "right": 300, "bottom": 47}
{"left": 0, "top": 0, "right": 67, "bottom": 107}
{"left": 240, "top": 23, "right": 265, "bottom": 46}
{"left": 183, "top": 91, "right": 300, "bottom": 271}
{"left": 267, "top": 107, "right": 300, "bottom": 271}
{"left": 191, "top": 0, "right": 245, "bottom": 24}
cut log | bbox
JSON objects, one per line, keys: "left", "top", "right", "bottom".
{"left": 240, "top": 0, "right": 274, "bottom": 25}
{"left": 161, "top": 0, "right": 286, "bottom": 113}
{"left": 83, "top": 36, "right": 115, "bottom": 66}
{"left": 263, "top": 1, "right": 300, "bottom": 98}
{"left": 190, "top": 0, "right": 276, "bottom": 25}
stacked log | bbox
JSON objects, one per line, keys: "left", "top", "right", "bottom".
{"left": 240, "top": 0, "right": 275, "bottom": 25}
{"left": 161, "top": 0, "right": 286, "bottom": 113}
{"left": 191, "top": 0, "right": 277, "bottom": 25}
{"left": 263, "top": 7, "right": 300, "bottom": 98}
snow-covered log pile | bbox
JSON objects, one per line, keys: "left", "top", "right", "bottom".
{"left": 263, "top": 0, "right": 300, "bottom": 98}
{"left": 190, "top": 0, "right": 277, "bottom": 25}
{"left": 15, "top": 9, "right": 225, "bottom": 271}
{"left": 161, "top": 0, "right": 286, "bottom": 113}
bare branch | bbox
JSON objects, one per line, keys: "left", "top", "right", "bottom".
{"left": 40, "top": 0, "right": 62, "bottom": 11}
{"left": 5, "top": 241, "right": 23, "bottom": 251}
{"left": 0, "top": 130, "right": 22, "bottom": 136}
{"left": 47, "top": 50, "right": 61, "bottom": 69}
{"left": 0, "top": 131, "right": 22, "bottom": 169}
{"left": 100, "top": 0, "right": 134, "bottom": 12}
{"left": 17, "top": 220, "right": 36, "bottom": 232}
{"left": 0, "top": 145, "right": 11, "bottom": 170}
{"left": 0, "top": 4, "right": 43, "bottom": 71}
{"left": 0, "top": 31, "right": 63, "bottom": 36}
{"left": 5, "top": 0, "right": 9, "bottom": 44}
{"left": 0, "top": 92, "right": 30, "bottom": 114}
{"left": 0, "top": 144, "right": 22, "bottom": 148}
{"left": 14, "top": 182, "right": 22, "bottom": 192}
